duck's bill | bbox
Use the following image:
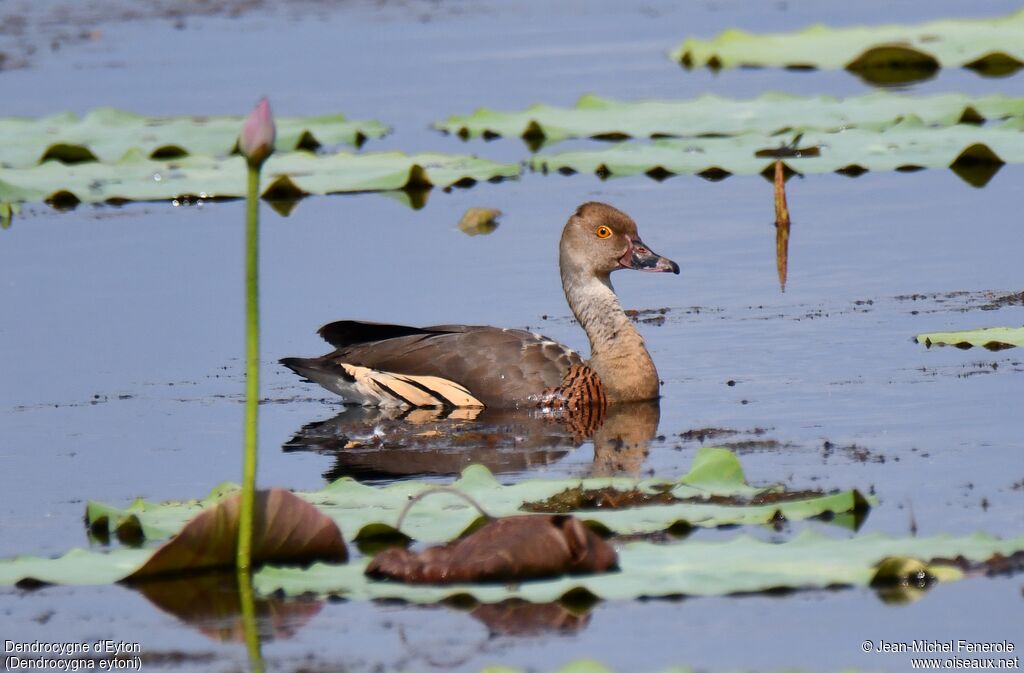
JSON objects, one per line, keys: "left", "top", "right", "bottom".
{"left": 619, "top": 238, "right": 680, "bottom": 274}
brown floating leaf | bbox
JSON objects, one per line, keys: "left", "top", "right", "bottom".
{"left": 365, "top": 515, "right": 617, "bottom": 584}
{"left": 458, "top": 207, "right": 502, "bottom": 236}
{"left": 127, "top": 488, "right": 347, "bottom": 581}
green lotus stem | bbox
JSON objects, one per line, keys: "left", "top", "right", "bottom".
{"left": 236, "top": 566, "right": 264, "bottom": 673}
{"left": 237, "top": 163, "right": 261, "bottom": 572}
{"left": 236, "top": 98, "right": 275, "bottom": 572}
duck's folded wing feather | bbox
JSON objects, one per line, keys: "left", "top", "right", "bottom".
{"left": 313, "top": 322, "right": 583, "bottom": 407}
{"left": 317, "top": 320, "right": 455, "bottom": 348}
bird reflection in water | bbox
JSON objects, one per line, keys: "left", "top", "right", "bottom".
{"left": 283, "top": 399, "right": 661, "bottom": 482}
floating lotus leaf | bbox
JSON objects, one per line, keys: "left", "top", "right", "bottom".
{"left": 0, "top": 108, "right": 388, "bottom": 168}
{"left": 6, "top": 530, "right": 1017, "bottom": 604}
{"left": 257, "top": 530, "right": 1007, "bottom": 601}
{"left": 0, "top": 548, "right": 151, "bottom": 586}
{"left": 127, "top": 489, "right": 347, "bottom": 580}
{"left": 671, "top": 10, "right": 1024, "bottom": 83}
{"left": 85, "top": 448, "right": 871, "bottom": 545}
{"left": 0, "top": 150, "right": 520, "bottom": 207}
{"left": 436, "top": 92, "right": 1024, "bottom": 144}
{"left": 916, "top": 326, "right": 1024, "bottom": 350}
{"left": 458, "top": 207, "right": 502, "bottom": 235}
{"left": 531, "top": 118, "right": 1024, "bottom": 185}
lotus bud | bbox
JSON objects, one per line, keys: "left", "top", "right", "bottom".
{"left": 238, "top": 98, "right": 276, "bottom": 167}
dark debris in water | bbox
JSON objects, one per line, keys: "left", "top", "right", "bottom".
{"left": 676, "top": 427, "right": 770, "bottom": 443}
{"left": 539, "top": 306, "right": 718, "bottom": 328}
{"left": 931, "top": 551, "right": 1024, "bottom": 578}
{"left": 521, "top": 484, "right": 828, "bottom": 514}
{"left": 624, "top": 307, "right": 671, "bottom": 326}
{"left": 720, "top": 439, "right": 795, "bottom": 452}
{"left": 895, "top": 289, "right": 1024, "bottom": 314}
{"left": 914, "top": 359, "right": 1023, "bottom": 380}
{"left": 822, "top": 441, "right": 887, "bottom": 464}
{"left": 738, "top": 289, "right": 1023, "bottom": 325}
{"left": 978, "top": 290, "right": 1024, "bottom": 311}
{"left": 522, "top": 486, "right": 678, "bottom": 513}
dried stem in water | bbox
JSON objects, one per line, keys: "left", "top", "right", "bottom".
{"left": 774, "top": 160, "right": 791, "bottom": 293}
{"left": 395, "top": 487, "right": 492, "bottom": 533}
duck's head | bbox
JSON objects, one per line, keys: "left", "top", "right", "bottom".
{"left": 560, "top": 202, "right": 679, "bottom": 278}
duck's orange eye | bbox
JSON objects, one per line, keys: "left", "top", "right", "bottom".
{"left": 595, "top": 226, "right": 612, "bottom": 239}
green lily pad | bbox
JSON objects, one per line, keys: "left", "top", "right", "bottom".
{"left": 0, "top": 548, "right": 152, "bottom": 586}
{"left": 0, "top": 108, "right": 389, "bottom": 168}
{"left": 916, "top": 326, "right": 1024, "bottom": 350}
{"left": 436, "top": 92, "right": 1024, "bottom": 145}
{"left": 671, "top": 10, "right": 1024, "bottom": 83}
{"left": 0, "top": 150, "right": 520, "bottom": 207}
{"left": 257, "top": 530, "right": 1008, "bottom": 601}
{"left": 6, "top": 530, "right": 1018, "bottom": 603}
{"left": 530, "top": 118, "right": 1024, "bottom": 184}
{"left": 85, "top": 448, "right": 871, "bottom": 544}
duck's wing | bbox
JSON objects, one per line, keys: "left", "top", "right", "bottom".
{"left": 281, "top": 321, "right": 584, "bottom": 408}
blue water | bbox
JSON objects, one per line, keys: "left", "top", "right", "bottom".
{"left": 1, "top": 1, "right": 1022, "bottom": 671}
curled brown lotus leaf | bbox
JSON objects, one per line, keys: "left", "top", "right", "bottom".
{"left": 365, "top": 514, "right": 617, "bottom": 584}
{"left": 127, "top": 488, "right": 347, "bottom": 581}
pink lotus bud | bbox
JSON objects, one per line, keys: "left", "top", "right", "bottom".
{"left": 239, "top": 98, "right": 276, "bottom": 167}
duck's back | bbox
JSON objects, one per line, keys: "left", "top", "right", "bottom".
{"left": 281, "top": 320, "right": 583, "bottom": 408}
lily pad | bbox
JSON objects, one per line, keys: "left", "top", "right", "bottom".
{"left": 530, "top": 118, "right": 1024, "bottom": 184}
{"left": 86, "top": 448, "right": 872, "bottom": 544}
{"left": 671, "top": 10, "right": 1024, "bottom": 83}
{"left": 916, "top": 326, "right": 1024, "bottom": 350}
{"left": 0, "top": 108, "right": 389, "bottom": 168}
{"left": 436, "top": 92, "right": 1024, "bottom": 145}
{"left": 0, "top": 548, "right": 151, "bottom": 586}
{"left": 259, "top": 530, "right": 1006, "bottom": 601}
{"left": 127, "top": 489, "right": 347, "bottom": 580}
{"left": 0, "top": 150, "right": 520, "bottom": 207}
{"left": 4, "top": 530, "right": 1019, "bottom": 601}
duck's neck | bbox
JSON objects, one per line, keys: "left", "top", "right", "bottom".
{"left": 560, "top": 266, "right": 660, "bottom": 402}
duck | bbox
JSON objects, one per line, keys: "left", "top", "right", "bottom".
{"left": 281, "top": 202, "right": 679, "bottom": 410}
